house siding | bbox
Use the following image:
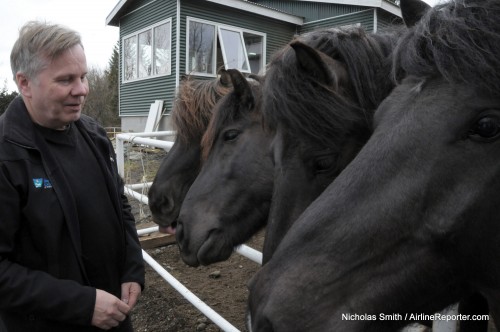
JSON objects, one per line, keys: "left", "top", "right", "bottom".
{"left": 117, "top": 0, "right": 297, "bottom": 118}
{"left": 180, "top": 0, "right": 297, "bottom": 75}
{"left": 118, "top": 0, "right": 177, "bottom": 117}
{"left": 376, "top": 8, "right": 403, "bottom": 31}
{"left": 256, "top": 1, "right": 365, "bottom": 22}
{"left": 299, "top": 9, "right": 375, "bottom": 33}
{"left": 111, "top": 0, "right": 401, "bottom": 120}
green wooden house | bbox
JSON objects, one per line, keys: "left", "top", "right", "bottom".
{"left": 106, "top": 0, "right": 402, "bottom": 132}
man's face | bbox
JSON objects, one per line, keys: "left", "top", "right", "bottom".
{"left": 19, "top": 44, "right": 89, "bottom": 130}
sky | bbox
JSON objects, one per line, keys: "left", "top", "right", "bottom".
{"left": 0, "top": 0, "right": 440, "bottom": 93}
{"left": 0, "top": 0, "right": 119, "bottom": 93}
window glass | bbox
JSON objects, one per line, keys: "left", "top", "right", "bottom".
{"left": 186, "top": 19, "right": 265, "bottom": 76}
{"left": 244, "top": 33, "right": 263, "bottom": 74}
{"left": 138, "top": 30, "right": 152, "bottom": 78}
{"left": 154, "top": 23, "right": 171, "bottom": 75}
{"left": 124, "top": 36, "right": 137, "bottom": 80}
{"left": 122, "top": 20, "right": 171, "bottom": 82}
{"left": 188, "top": 21, "right": 215, "bottom": 74}
{"left": 219, "top": 28, "right": 249, "bottom": 72}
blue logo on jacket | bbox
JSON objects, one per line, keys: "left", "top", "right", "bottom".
{"left": 33, "top": 178, "right": 52, "bottom": 189}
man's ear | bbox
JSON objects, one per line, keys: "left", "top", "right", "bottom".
{"left": 16, "top": 72, "right": 31, "bottom": 97}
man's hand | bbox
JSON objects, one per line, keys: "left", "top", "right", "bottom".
{"left": 121, "top": 282, "right": 142, "bottom": 310}
{"left": 92, "top": 289, "right": 130, "bottom": 330}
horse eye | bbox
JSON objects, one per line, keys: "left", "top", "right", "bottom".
{"left": 470, "top": 116, "right": 500, "bottom": 140}
{"left": 313, "top": 155, "right": 336, "bottom": 174}
{"left": 223, "top": 129, "right": 240, "bottom": 141}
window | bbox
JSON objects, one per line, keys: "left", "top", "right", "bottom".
{"left": 244, "top": 33, "right": 264, "bottom": 75}
{"left": 123, "top": 20, "right": 171, "bottom": 82}
{"left": 187, "top": 18, "right": 265, "bottom": 76}
{"left": 218, "top": 27, "right": 250, "bottom": 72}
{"left": 188, "top": 21, "right": 216, "bottom": 74}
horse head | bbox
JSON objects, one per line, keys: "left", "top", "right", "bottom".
{"left": 248, "top": 0, "right": 500, "bottom": 330}
{"left": 261, "top": 26, "right": 397, "bottom": 263}
{"left": 175, "top": 69, "right": 271, "bottom": 266}
{"left": 148, "top": 72, "right": 232, "bottom": 233}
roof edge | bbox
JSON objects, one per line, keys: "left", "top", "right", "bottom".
{"left": 296, "top": 0, "right": 401, "bottom": 17}
{"left": 106, "top": 0, "right": 400, "bottom": 27}
{"left": 206, "top": 0, "right": 304, "bottom": 25}
{"left": 106, "top": 0, "right": 128, "bottom": 27}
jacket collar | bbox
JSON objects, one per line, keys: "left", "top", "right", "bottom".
{"left": 2, "top": 97, "right": 38, "bottom": 148}
{"left": 2, "top": 96, "right": 100, "bottom": 148}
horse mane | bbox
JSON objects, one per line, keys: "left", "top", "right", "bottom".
{"left": 263, "top": 26, "right": 398, "bottom": 147}
{"left": 171, "top": 75, "right": 233, "bottom": 145}
{"left": 200, "top": 77, "right": 262, "bottom": 161}
{"left": 393, "top": 0, "right": 500, "bottom": 94}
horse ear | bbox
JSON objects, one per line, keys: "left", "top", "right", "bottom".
{"left": 290, "top": 41, "right": 340, "bottom": 88}
{"left": 400, "top": 0, "right": 430, "bottom": 27}
{"left": 218, "top": 69, "right": 232, "bottom": 87}
{"left": 227, "top": 69, "right": 254, "bottom": 108}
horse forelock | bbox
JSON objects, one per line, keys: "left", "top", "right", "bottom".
{"left": 300, "top": 27, "right": 398, "bottom": 110}
{"left": 171, "top": 77, "right": 232, "bottom": 145}
{"left": 263, "top": 29, "right": 383, "bottom": 148}
{"left": 200, "top": 79, "right": 262, "bottom": 161}
{"left": 393, "top": 0, "right": 500, "bottom": 95}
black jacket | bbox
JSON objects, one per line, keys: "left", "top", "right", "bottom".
{"left": 0, "top": 97, "right": 145, "bottom": 331}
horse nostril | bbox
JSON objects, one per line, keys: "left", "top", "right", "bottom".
{"left": 247, "top": 313, "right": 274, "bottom": 332}
{"left": 161, "top": 194, "right": 175, "bottom": 214}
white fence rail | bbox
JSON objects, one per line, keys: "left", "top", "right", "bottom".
{"left": 117, "top": 131, "right": 457, "bottom": 332}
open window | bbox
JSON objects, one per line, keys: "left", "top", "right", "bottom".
{"left": 187, "top": 18, "right": 265, "bottom": 76}
{"left": 218, "top": 26, "right": 250, "bottom": 73}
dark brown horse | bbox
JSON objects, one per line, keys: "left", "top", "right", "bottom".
{"left": 175, "top": 69, "right": 270, "bottom": 266}
{"left": 247, "top": 0, "right": 500, "bottom": 330}
{"left": 148, "top": 73, "right": 232, "bottom": 233}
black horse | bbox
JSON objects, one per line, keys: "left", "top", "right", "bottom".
{"left": 260, "top": 26, "right": 398, "bottom": 262}
{"left": 247, "top": 0, "right": 500, "bottom": 330}
{"left": 175, "top": 69, "right": 272, "bottom": 266}
{"left": 174, "top": 25, "right": 399, "bottom": 267}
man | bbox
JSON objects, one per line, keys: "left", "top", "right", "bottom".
{"left": 0, "top": 21, "right": 145, "bottom": 331}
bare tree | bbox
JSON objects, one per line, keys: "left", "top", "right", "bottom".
{"left": 83, "top": 60, "right": 120, "bottom": 127}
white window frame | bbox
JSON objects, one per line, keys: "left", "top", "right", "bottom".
{"left": 186, "top": 17, "right": 266, "bottom": 77}
{"left": 122, "top": 19, "right": 172, "bottom": 83}
{"left": 218, "top": 26, "right": 251, "bottom": 73}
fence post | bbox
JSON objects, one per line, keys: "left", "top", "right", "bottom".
{"left": 116, "top": 135, "right": 125, "bottom": 177}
